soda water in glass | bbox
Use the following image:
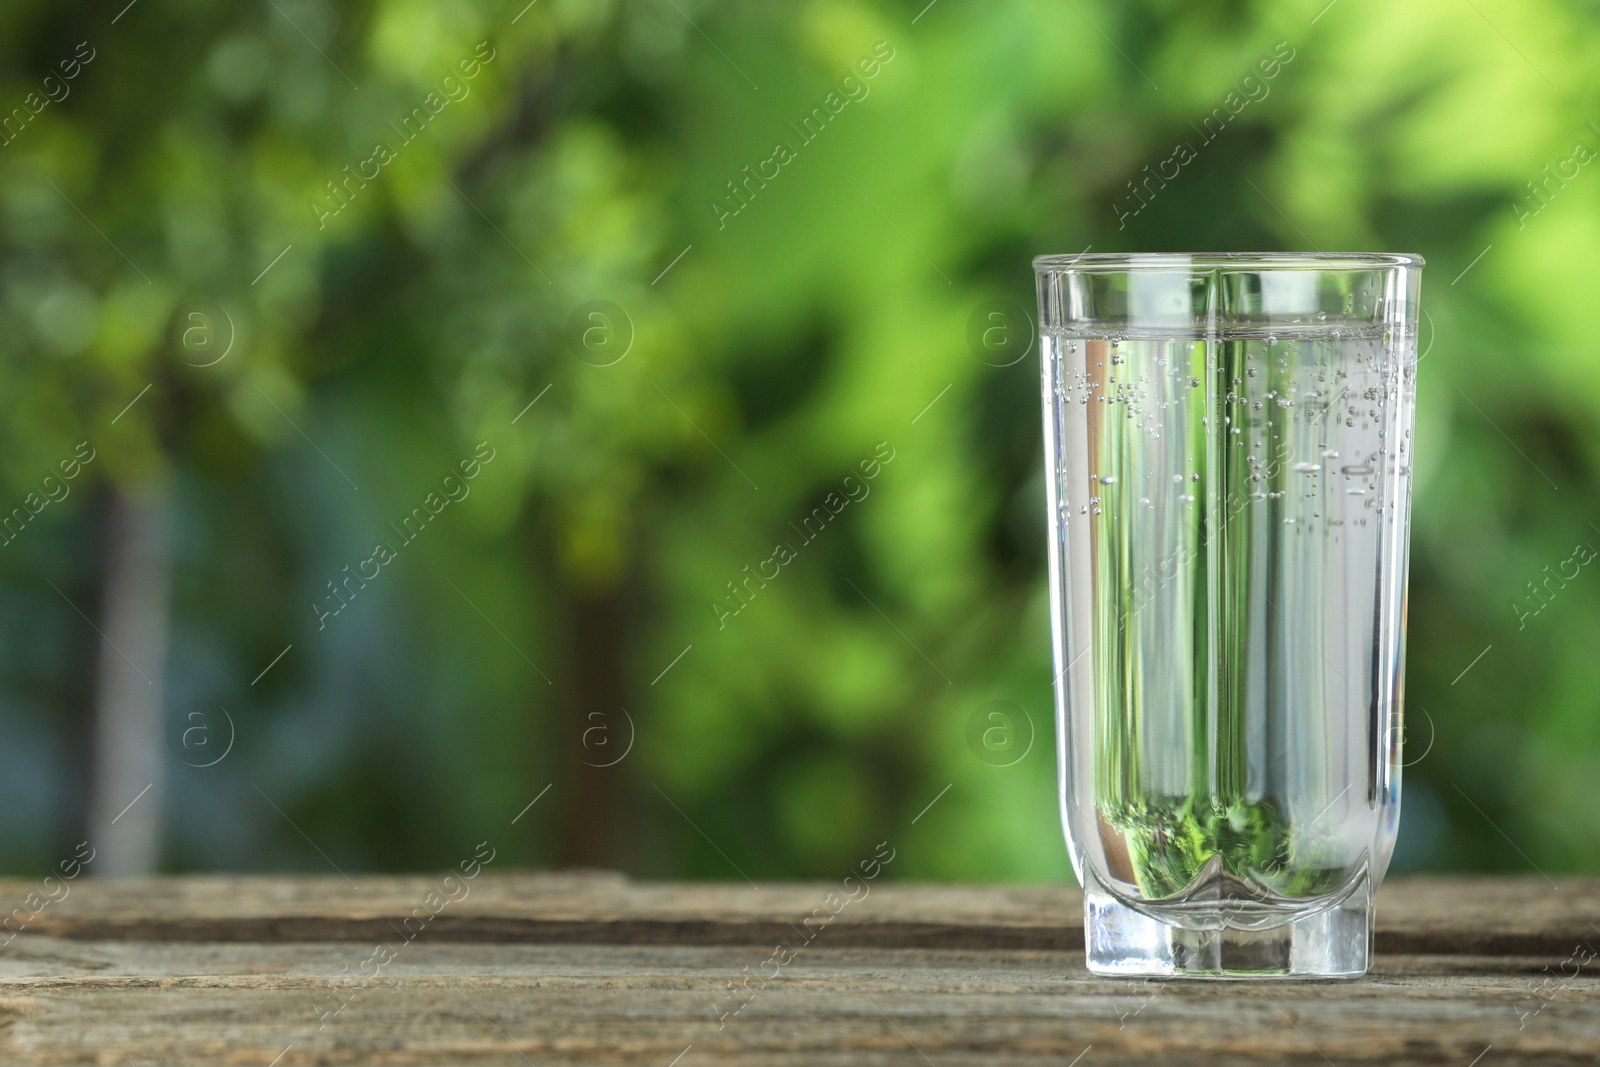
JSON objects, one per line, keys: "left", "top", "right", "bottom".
{"left": 1036, "top": 253, "right": 1423, "bottom": 977}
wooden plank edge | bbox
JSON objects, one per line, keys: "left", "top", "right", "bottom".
{"left": 16, "top": 916, "right": 1593, "bottom": 959}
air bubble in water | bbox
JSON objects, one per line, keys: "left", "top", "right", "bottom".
{"left": 1293, "top": 462, "right": 1322, "bottom": 473}
{"left": 1342, "top": 464, "right": 1375, "bottom": 476}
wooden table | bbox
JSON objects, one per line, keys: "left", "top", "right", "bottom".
{"left": 1, "top": 872, "right": 1595, "bottom": 1064}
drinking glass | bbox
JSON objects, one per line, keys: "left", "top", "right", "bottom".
{"left": 1036, "top": 252, "right": 1423, "bottom": 977}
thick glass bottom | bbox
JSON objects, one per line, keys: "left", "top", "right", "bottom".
{"left": 1082, "top": 867, "right": 1372, "bottom": 979}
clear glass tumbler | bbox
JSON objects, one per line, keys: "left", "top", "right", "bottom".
{"left": 1036, "top": 253, "right": 1423, "bottom": 978}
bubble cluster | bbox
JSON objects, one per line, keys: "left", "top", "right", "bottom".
{"left": 1045, "top": 324, "right": 1415, "bottom": 543}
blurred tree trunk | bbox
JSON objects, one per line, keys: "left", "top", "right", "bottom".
{"left": 86, "top": 485, "right": 172, "bottom": 877}
{"left": 557, "top": 579, "right": 634, "bottom": 870}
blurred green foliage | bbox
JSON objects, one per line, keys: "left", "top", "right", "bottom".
{"left": 0, "top": 0, "right": 1596, "bottom": 881}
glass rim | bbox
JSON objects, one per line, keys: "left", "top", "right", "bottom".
{"left": 1033, "top": 251, "right": 1424, "bottom": 272}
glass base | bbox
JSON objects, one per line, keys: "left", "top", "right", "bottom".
{"left": 1082, "top": 869, "right": 1372, "bottom": 979}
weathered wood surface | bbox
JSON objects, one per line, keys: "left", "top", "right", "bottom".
{"left": 0, "top": 873, "right": 1595, "bottom": 1065}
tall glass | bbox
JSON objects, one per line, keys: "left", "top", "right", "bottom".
{"left": 1036, "top": 253, "right": 1423, "bottom": 978}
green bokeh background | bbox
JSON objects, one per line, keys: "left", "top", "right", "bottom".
{"left": 0, "top": 0, "right": 1595, "bottom": 881}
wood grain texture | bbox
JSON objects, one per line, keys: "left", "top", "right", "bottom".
{"left": 0, "top": 874, "right": 1595, "bottom": 1065}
